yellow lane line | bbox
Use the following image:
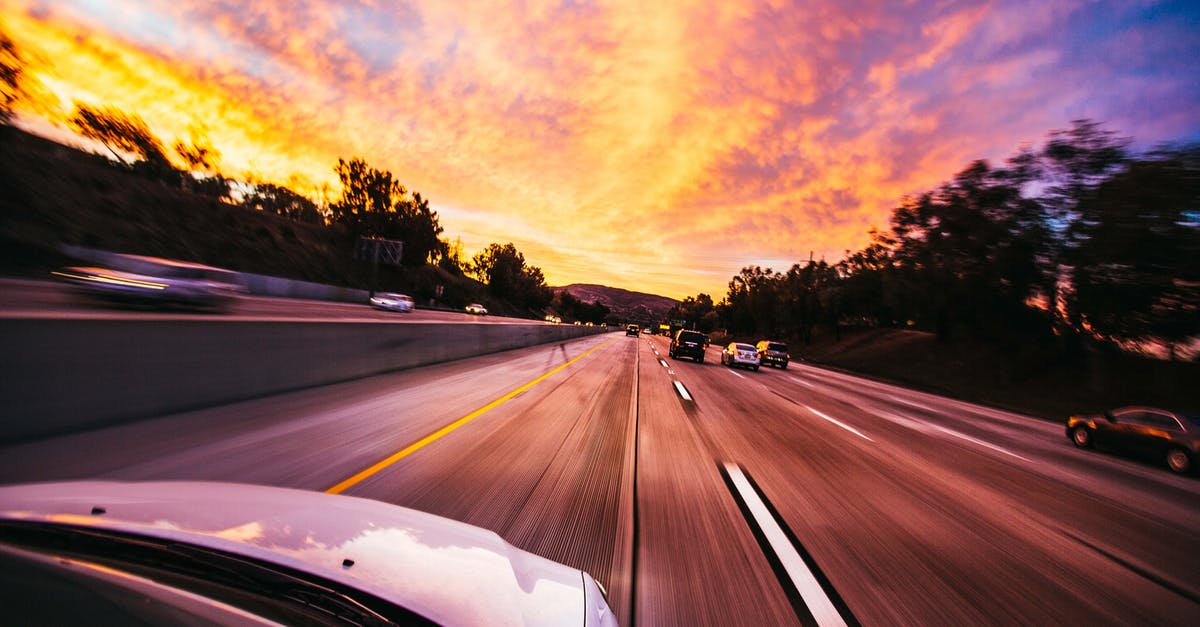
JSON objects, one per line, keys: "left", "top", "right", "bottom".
{"left": 325, "top": 337, "right": 617, "bottom": 494}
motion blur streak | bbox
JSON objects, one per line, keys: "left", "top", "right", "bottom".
{"left": 324, "top": 337, "right": 616, "bottom": 495}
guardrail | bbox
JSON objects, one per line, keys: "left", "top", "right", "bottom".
{"left": 0, "top": 318, "right": 608, "bottom": 443}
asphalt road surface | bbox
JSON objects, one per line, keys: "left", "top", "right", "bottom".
{"left": 1, "top": 332, "right": 1197, "bottom": 625}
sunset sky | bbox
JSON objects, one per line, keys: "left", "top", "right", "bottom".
{"left": 3, "top": 1, "right": 1198, "bottom": 299}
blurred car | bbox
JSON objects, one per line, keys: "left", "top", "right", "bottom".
{"left": 626, "top": 324, "right": 640, "bottom": 336}
{"left": 465, "top": 303, "right": 488, "bottom": 315}
{"left": 0, "top": 481, "right": 617, "bottom": 626}
{"left": 1066, "top": 406, "right": 1199, "bottom": 474}
{"left": 756, "top": 340, "right": 790, "bottom": 369}
{"left": 545, "top": 314, "right": 562, "bottom": 323}
{"left": 669, "top": 329, "right": 708, "bottom": 363}
{"left": 369, "top": 292, "right": 414, "bottom": 312}
{"left": 722, "top": 342, "right": 761, "bottom": 370}
{"left": 53, "top": 257, "right": 245, "bottom": 311}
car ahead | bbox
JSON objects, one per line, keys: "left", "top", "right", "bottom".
{"left": 53, "top": 257, "right": 245, "bottom": 311}
{"left": 626, "top": 324, "right": 640, "bottom": 336}
{"left": 669, "top": 329, "right": 708, "bottom": 363}
{"left": 465, "top": 303, "right": 488, "bottom": 315}
{"left": 369, "top": 291, "right": 414, "bottom": 312}
{"left": 756, "top": 340, "right": 790, "bottom": 369}
{"left": 722, "top": 342, "right": 760, "bottom": 370}
{"left": 1067, "top": 406, "right": 1199, "bottom": 474}
{"left": 0, "top": 481, "right": 617, "bottom": 626}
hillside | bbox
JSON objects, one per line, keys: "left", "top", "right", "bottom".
{"left": 555, "top": 283, "right": 677, "bottom": 323}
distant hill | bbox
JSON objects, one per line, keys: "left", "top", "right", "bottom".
{"left": 555, "top": 283, "right": 677, "bottom": 322}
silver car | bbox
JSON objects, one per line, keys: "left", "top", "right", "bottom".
{"left": 370, "top": 292, "right": 415, "bottom": 312}
{"left": 721, "top": 342, "right": 761, "bottom": 370}
{"left": 54, "top": 255, "right": 245, "bottom": 311}
{"left": 0, "top": 481, "right": 617, "bottom": 626}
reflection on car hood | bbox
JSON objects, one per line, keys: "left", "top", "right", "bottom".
{"left": 0, "top": 481, "right": 614, "bottom": 626}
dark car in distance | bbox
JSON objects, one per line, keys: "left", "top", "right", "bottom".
{"left": 669, "top": 329, "right": 708, "bottom": 363}
{"left": 756, "top": 340, "right": 790, "bottom": 369}
{"left": 1067, "top": 406, "right": 1199, "bottom": 474}
{"left": 626, "top": 324, "right": 640, "bottom": 336}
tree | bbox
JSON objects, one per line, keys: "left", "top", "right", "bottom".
{"left": 1035, "top": 119, "right": 1132, "bottom": 323}
{"left": 888, "top": 159, "right": 1050, "bottom": 342}
{"left": 329, "top": 157, "right": 447, "bottom": 265}
{"left": 1066, "top": 151, "right": 1200, "bottom": 358}
{"left": 174, "top": 126, "right": 220, "bottom": 173}
{"left": 244, "top": 182, "right": 321, "bottom": 224}
{"left": 669, "top": 293, "right": 717, "bottom": 332}
{"left": 69, "top": 103, "right": 171, "bottom": 168}
{"left": 1, "top": 30, "right": 25, "bottom": 123}
{"left": 471, "top": 242, "right": 551, "bottom": 311}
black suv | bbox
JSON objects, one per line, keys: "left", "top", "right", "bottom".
{"left": 626, "top": 324, "right": 640, "bottom": 336}
{"left": 756, "top": 340, "right": 789, "bottom": 369}
{"left": 669, "top": 329, "right": 708, "bottom": 362}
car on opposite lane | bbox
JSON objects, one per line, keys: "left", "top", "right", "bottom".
{"left": 465, "top": 303, "right": 488, "bottom": 315}
{"left": 756, "top": 340, "right": 790, "bottom": 369}
{"left": 369, "top": 292, "right": 414, "bottom": 312}
{"left": 53, "top": 255, "right": 246, "bottom": 312}
{"left": 669, "top": 329, "right": 708, "bottom": 363}
{"left": 1067, "top": 406, "right": 1199, "bottom": 474}
{"left": 722, "top": 342, "right": 761, "bottom": 370}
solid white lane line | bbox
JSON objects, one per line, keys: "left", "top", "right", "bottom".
{"left": 673, "top": 380, "right": 693, "bottom": 401}
{"left": 803, "top": 406, "right": 873, "bottom": 441}
{"left": 723, "top": 463, "right": 848, "bottom": 627}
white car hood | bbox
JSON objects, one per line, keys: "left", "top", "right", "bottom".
{"left": 0, "top": 481, "right": 615, "bottom": 626}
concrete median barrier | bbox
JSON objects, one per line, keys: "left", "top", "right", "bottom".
{"left": 0, "top": 319, "right": 609, "bottom": 443}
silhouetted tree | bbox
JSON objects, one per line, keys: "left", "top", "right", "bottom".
{"left": 889, "top": 159, "right": 1050, "bottom": 341}
{"left": 69, "top": 103, "right": 171, "bottom": 168}
{"left": 329, "top": 157, "right": 447, "bottom": 265}
{"left": 668, "top": 293, "right": 716, "bottom": 331}
{"left": 244, "top": 182, "right": 321, "bottom": 224}
{"left": 1067, "top": 150, "right": 1200, "bottom": 358}
{"left": 470, "top": 242, "right": 551, "bottom": 310}
{"left": 1, "top": 30, "right": 25, "bottom": 123}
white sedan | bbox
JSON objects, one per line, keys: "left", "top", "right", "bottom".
{"left": 465, "top": 303, "right": 488, "bottom": 315}
{"left": 721, "top": 342, "right": 761, "bottom": 370}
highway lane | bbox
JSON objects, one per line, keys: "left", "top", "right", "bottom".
{"left": 1, "top": 329, "right": 1197, "bottom": 624}
{"left": 654, "top": 334, "right": 1199, "bottom": 624}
